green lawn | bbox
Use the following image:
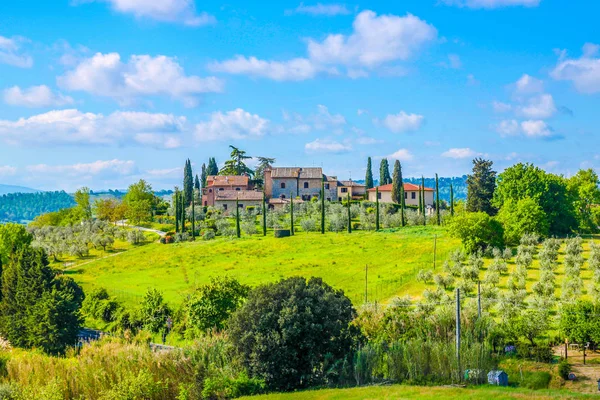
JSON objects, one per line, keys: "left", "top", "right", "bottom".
{"left": 66, "top": 226, "right": 458, "bottom": 307}
{"left": 239, "top": 385, "right": 594, "bottom": 400}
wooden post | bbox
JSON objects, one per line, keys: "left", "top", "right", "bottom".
{"left": 290, "top": 192, "right": 294, "bottom": 236}
{"left": 456, "top": 288, "right": 461, "bottom": 382}
{"left": 433, "top": 235, "right": 437, "bottom": 269}
{"left": 365, "top": 265, "right": 368, "bottom": 304}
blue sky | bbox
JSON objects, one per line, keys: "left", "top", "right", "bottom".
{"left": 0, "top": 0, "right": 599, "bottom": 191}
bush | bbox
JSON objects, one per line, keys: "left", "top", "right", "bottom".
{"left": 520, "top": 371, "right": 551, "bottom": 390}
{"left": 558, "top": 359, "right": 571, "bottom": 380}
{"left": 202, "top": 230, "right": 215, "bottom": 241}
{"left": 300, "top": 218, "right": 317, "bottom": 232}
{"left": 201, "top": 372, "right": 265, "bottom": 399}
{"left": 447, "top": 212, "right": 504, "bottom": 253}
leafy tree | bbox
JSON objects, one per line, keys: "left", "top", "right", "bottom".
{"left": 74, "top": 187, "right": 92, "bottom": 220}
{"left": 201, "top": 163, "right": 208, "bottom": 187}
{"left": 0, "top": 246, "right": 83, "bottom": 354}
{"left": 208, "top": 158, "right": 219, "bottom": 176}
{"left": 379, "top": 159, "right": 391, "bottom": 185}
{"left": 466, "top": 158, "right": 497, "bottom": 215}
{"left": 447, "top": 212, "right": 504, "bottom": 253}
{"left": 228, "top": 277, "right": 359, "bottom": 391}
{"left": 140, "top": 289, "right": 171, "bottom": 334}
{"left": 0, "top": 191, "right": 75, "bottom": 224}
{"left": 365, "top": 157, "right": 374, "bottom": 190}
{"left": 183, "top": 159, "right": 194, "bottom": 205}
{"left": 0, "top": 223, "right": 32, "bottom": 266}
{"left": 220, "top": 146, "right": 254, "bottom": 176}
{"left": 497, "top": 197, "right": 550, "bottom": 245}
{"left": 187, "top": 276, "right": 249, "bottom": 333}
{"left": 494, "top": 163, "right": 577, "bottom": 235}
{"left": 568, "top": 169, "right": 600, "bottom": 233}
{"left": 123, "top": 180, "right": 156, "bottom": 224}
{"left": 93, "top": 198, "right": 127, "bottom": 224}
{"left": 254, "top": 157, "right": 276, "bottom": 187}
{"left": 559, "top": 300, "right": 600, "bottom": 344}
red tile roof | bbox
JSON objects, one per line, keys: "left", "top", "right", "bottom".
{"left": 367, "top": 183, "right": 434, "bottom": 192}
{"left": 206, "top": 175, "right": 249, "bottom": 187}
{"left": 214, "top": 190, "right": 263, "bottom": 201}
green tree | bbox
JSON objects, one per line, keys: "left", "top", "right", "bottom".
{"left": 123, "top": 180, "right": 156, "bottom": 224}
{"left": 391, "top": 160, "right": 402, "bottom": 204}
{"left": 466, "top": 158, "right": 497, "bottom": 215}
{"left": 188, "top": 276, "right": 249, "bottom": 333}
{"left": 568, "top": 169, "right": 600, "bottom": 233}
{"left": 236, "top": 197, "right": 241, "bottom": 238}
{"left": 0, "top": 223, "right": 32, "bottom": 266}
{"left": 220, "top": 146, "right": 254, "bottom": 176}
{"left": 208, "top": 158, "right": 219, "bottom": 176}
{"left": 375, "top": 187, "right": 380, "bottom": 230}
{"left": 497, "top": 197, "right": 550, "bottom": 245}
{"left": 201, "top": 163, "right": 208, "bottom": 187}
{"left": 194, "top": 174, "right": 201, "bottom": 190}
{"left": 447, "top": 212, "right": 504, "bottom": 253}
{"left": 183, "top": 159, "right": 194, "bottom": 205}
{"left": 494, "top": 163, "right": 577, "bottom": 235}
{"left": 365, "top": 157, "right": 374, "bottom": 190}
{"left": 74, "top": 187, "right": 92, "bottom": 220}
{"left": 436, "top": 173, "right": 441, "bottom": 225}
{"left": 379, "top": 159, "right": 391, "bottom": 185}
{"left": 228, "top": 277, "right": 359, "bottom": 391}
{"left": 347, "top": 192, "right": 352, "bottom": 233}
{"left": 140, "top": 289, "right": 171, "bottom": 334}
{"left": 450, "top": 184, "right": 455, "bottom": 216}
{"left": 321, "top": 181, "right": 325, "bottom": 234}
{"left": 254, "top": 157, "right": 276, "bottom": 187}
{"left": 262, "top": 192, "right": 267, "bottom": 236}
{"left": 290, "top": 193, "right": 294, "bottom": 235}
{"left": 560, "top": 300, "right": 600, "bottom": 344}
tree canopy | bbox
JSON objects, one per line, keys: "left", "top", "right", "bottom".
{"left": 466, "top": 158, "right": 497, "bottom": 215}
{"left": 219, "top": 146, "right": 254, "bottom": 176}
{"left": 365, "top": 157, "right": 374, "bottom": 190}
{"left": 379, "top": 159, "right": 391, "bottom": 186}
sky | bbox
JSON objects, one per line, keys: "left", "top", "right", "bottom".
{"left": 0, "top": 0, "right": 599, "bottom": 191}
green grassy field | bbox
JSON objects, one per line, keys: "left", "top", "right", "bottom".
{"left": 239, "top": 385, "right": 594, "bottom": 400}
{"left": 66, "top": 226, "right": 458, "bottom": 306}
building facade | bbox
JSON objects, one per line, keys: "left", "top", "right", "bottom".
{"left": 202, "top": 175, "right": 255, "bottom": 207}
{"left": 337, "top": 180, "right": 366, "bottom": 201}
{"left": 264, "top": 167, "right": 338, "bottom": 201}
{"left": 367, "top": 183, "right": 434, "bottom": 206}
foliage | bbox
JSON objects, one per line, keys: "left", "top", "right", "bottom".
{"left": 559, "top": 300, "right": 600, "bottom": 343}
{"left": 0, "top": 191, "right": 75, "bottom": 224}
{"left": 74, "top": 187, "right": 92, "bottom": 220}
{"left": 123, "top": 180, "right": 157, "bottom": 224}
{"left": 219, "top": 145, "right": 254, "bottom": 176}
{"left": 379, "top": 159, "right": 391, "bottom": 186}
{"left": 466, "top": 158, "right": 497, "bottom": 215}
{"left": 497, "top": 197, "right": 549, "bottom": 245}
{"left": 254, "top": 157, "right": 275, "bottom": 187}
{"left": 140, "top": 289, "right": 171, "bottom": 334}
{"left": 447, "top": 212, "right": 504, "bottom": 253}
{"left": 365, "top": 157, "right": 374, "bottom": 190}
{"left": 567, "top": 168, "right": 600, "bottom": 233}
{"left": 187, "top": 276, "right": 249, "bottom": 333}
{"left": 558, "top": 360, "right": 571, "bottom": 380}
{"left": 183, "top": 159, "right": 194, "bottom": 205}
{"left": 228, "top": 277, "right": 359, "bottom": 391}
{"left": 93, "top": 198, "right": 127, "bottom": 224}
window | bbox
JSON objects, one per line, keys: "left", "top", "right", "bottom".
{"left": 238, "top": 203, "right": 243, "bottom": 208}
{"left": 281, "top": 194, "right": 286, "bottom": 199}
{"left": 378, "top": 192, "right": 382, "bottom": 199}
{"left": 204, "top": 201, "right": 207, "bottom": 206}
{"left": 304, "top": 182, "right": 309, "bottom": 189}
{"left": 327, "top": 198, "right": 331, "bottom": 201}
{"left": 325, "top": 184, "right": 330, "bottom": 190}
{"left": 209, "top": 189, "right": 213, "bottom": 193}
{"left": 411, "top": 192, "right": 416, "bottom": 199}
{"left": 223, "top": 204, "right": 228, "bottom": 210}
{"left": 341, "top": 187, "right": 348, "bottom": 193}
{"left": 280, "top": 182, "right": 286, "bottom": 189}
{"left": 218, "top": 188, "right": 224, "bottom": 191}
{"left": 235, "top": 187, "right": 241, "bottom": 191}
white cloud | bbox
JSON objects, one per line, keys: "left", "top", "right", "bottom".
{"left": 467, "top": 74, "right": 480, "bottom": 86}
{"left": 58, "top": 53, "right": 223, "bottom": 105}
{"left": 517, "top": 93, "right": 556, "bottom": 119}
{"left": 442, "top": 148, "right": 476, "bottom": 159}
{"left": 209, "top": 56, "right": 319, "bottom": 81}
{"left": 26, "top": 159, "right": 136, "bottom": 177}
{"left": 492, "top": 101, "right": 512, "bottom": 113}
{"left": 0, "top": 109, "right": 185, "bottom": 147}
{"left": 0, "top": 165, "right": 17, "bottom": 176}
{"left": 313, "top": 105, "right": 346, "bottom": 130}
{"left": 551, "top": 43, "right": 600, "bottom": 94}
{"left": 212, "top": 10, "right": 437, "bottom": 81}
{"left": 440, "top": 0, "right": 540, "bottom": 8}
{"left": 285, "top": 3, "right": 350, "bottom": 16}
{"left": 357, "top": 109, "right": 368, "bottom": 116}
{"left": 387, "top": 148, "right": 414, "bottom": 161}
{"left": 281, "top": 105, "right": 346, "bottom": 134}
{"left": 194, "top": 108, "right": 269, "bottom": 141}
{"left": 305, "top": 138, "right": 351, "bottom": 153}
{"left": 520, "top": 120, "right": 552, "bottom": 138}
{"left": 514, "top": 74, "right": 544, "bottom": 94}
{"left": 3, "top": 85, "right": 74, "bottom": 108}
{"left": 496, "top": 119, "right": 520, "bottom": 136}
{"left": 78, "top": 0, "right": 215, "bottom": 26}
{"left": 308, "top": 11, "right": 437, "bottom": 68}
{"left": 146, "top": 167, "right": 182, "bottom": 177}
{"left": 0, "top": 35, "right": 33, "bottom": 68}
{"left": 378, "top": 111, "right": 424, "bottom": 133}
{"left": 440, "top": 54, "right": 462, "bottom": 69}
{"left": 355, "top": 136, "right": 382, "bottom": 145}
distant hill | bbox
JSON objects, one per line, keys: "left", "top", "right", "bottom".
{"left": 0, "top": 191, "right": 75, "bottom": 224}
{"left": 0, "top": 184, "right": 39, "bottom": 196}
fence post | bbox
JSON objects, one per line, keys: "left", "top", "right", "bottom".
{"left": 456, "top": 288, "right": 461, "bottom": 382}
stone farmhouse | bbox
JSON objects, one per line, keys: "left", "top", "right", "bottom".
{"left": 264, "top": 167, "right": 338, "bottom": 201}
{"left": 201, "top": 175, "right": 262, "bottom": 211}
{"left": 337, "top": 180, "right": 366, "bottom": 201}
{"left": 367, "top": 183, "right": 434, "bottom": 206}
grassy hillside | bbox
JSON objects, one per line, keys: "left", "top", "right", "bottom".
{"left": 67, "top": 226, "right": 458, "bottom": 306}
{"left": 239, "top": 385, "right": 593, "bottom": 400}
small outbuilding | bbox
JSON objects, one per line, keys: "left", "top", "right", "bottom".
{"left": 487, "top": 370, "right": 508, "bottom": 386}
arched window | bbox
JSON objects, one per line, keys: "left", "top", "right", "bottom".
{"left": 280, "top": 182, "right": 286, "bottom": 189}
{"left": 303, "top": 182, "right": 309, "bottom": 189}
{"left": 235, "top": 187, "right": 241, "bottom": 191}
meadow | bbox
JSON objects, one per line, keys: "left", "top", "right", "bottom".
{"left": 67, "top": 226, "right": 458, "bottom": 307}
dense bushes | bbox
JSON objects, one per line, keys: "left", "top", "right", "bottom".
{"left": 447, "top": 212, "right": 504, "bottom": 253}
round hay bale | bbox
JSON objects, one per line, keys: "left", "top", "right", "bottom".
{"left": 274, "top": 229, "right": 291, "bottom": 238}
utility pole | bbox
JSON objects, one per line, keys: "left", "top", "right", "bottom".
{"left": 477, "top": 281, "right": 482, "bottom": 319}
{"left": 456, "top": 288, "right": 461, "bottom": 382}
{"left": 365, "top": 265, "right": 368, "bottom": 304}
{"left": 433, "top": 235, "right": 437, "bottom": 269}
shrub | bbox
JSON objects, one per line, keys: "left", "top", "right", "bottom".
{"left": 300, "top": 218, "right": 317, "bottom": 232}
{"left": 520, "top": 371, "right": 551, "bottom": 390}
{"left": 201, "top": 372, "right": 265, "bottom": 399}
{"left": 202, "top": 230, "right": 215, "bottom": 241}
{"left": 241, "top": 221, "right": 257, "bottom": 235}
{"left": 558, "top": 360, "right": 571, "bottom": 380}
{"left": 447, "top": 212, "right": 504, "bottom": 253}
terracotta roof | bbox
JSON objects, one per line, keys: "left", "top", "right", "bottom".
{"left": 269, "top": 198, "right": 305, "bottom": 205}
{"left": 214, "top": 190, "right": 263, "bottom": 201}
{"left": 339, "top": 180, "right": 366, "bottom": 187}
{"left": 367, "top": 183, "right": 434, "bottom": 192}
{"left": 269, "top": 167, "right": 323, "bottom": 179}
{"left": 206, "top": 175, "right": 249, "bottom": 187}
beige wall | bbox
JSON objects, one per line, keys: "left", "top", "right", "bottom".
{"left": 215, "top": 199, "right": 262, "bottom": 214}
{"left": 368, "top": 190, "right": 434, "bottom": 206}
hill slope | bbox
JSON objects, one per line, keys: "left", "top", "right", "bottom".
{"left": 0, "top": 184, "right": 39, "bottom": 195}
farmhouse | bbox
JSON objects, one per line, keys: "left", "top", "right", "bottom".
{"left": 264, "top": 167, "right": 338, "bottom": 201}
{"left": 337, "top": 180, "right": 366, "bottom": 201}
{"left": 201, "top": 175, "right": 261, "bottom": 211}
{"left": 367, "top": 183, "right": 434, "bottom": 206}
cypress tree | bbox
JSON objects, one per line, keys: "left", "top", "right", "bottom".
{"left": 421, "top": 176, "right": 426, "bottom": 225}
{"left": 379, "top": 159, "right": 391, "bottom": 185}
{"left": 321, "top": 181, "right": 325, "bottom": 234}
{"left": 365, "top": 157, "right": 374, "bottom": 190}
{"left": 435, "top": 173, "right": 441, "bottom": 225}
{"left": 450, "top": 183, "right": 455, "bottom": 216}
{"left": 290, "top": 192, "right": 294, "bottom": 236}
{"left": 208, "top": 158, "right": 218, "bottom": 176}
{"left": 201, "top": 163, "right": 208, "bottom": 188}
{"left": 180, "top": 192, "right": 186, "bottom": 233}
{"left": 347, "top": 192, "right": 352, "bottom": 233}
{"left": 194, "top": 174, "right": 200, "bottom": 190}
{"left": 174, "top": 190, "right": 180, "bottom": 233}
{"left": 262, "top": 192, "right": 267, "bottom": 236}
{"left": 184, "top": 159, "right": 193, "bottom": 205}
{"left": 391, "top": 160, "right": 401, "bottom": 204}
{"left": 375, "top": 187, "right": 380, "bottom": 231}
{"left": 191, "top": 197, "right": 195, "bottom": 240}
{"left": 235, "top": 197, "right": 241, "bottom": 238}
{"left": 418, "top": 182, "right": 423, "bottom": 215}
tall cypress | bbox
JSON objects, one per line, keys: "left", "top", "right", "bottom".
{"left": 194, "top": 174, "right": 200, "bottom": 190}
{"left": 191, "top": 197, "right": 196, "bottom": 240}
{"left": 180, "top": 192, "right": 186, "bottom": 233}
{"left": 262, "top": 192, "right": 267, "bottom": 236}
{"left": 174, "top": 190, "right": 180, "bottom": 233}
{"left": 379, "top": 159, "right": 391, "bottom": 185}
{"left": 235, "top": 197, "right": 241, "bottom": 238}
{"left": 391, "top": 160, "right": 401, "bottom": 204}
{"left": 365, "top": 157, "right": 374, "bottom": 190}
{"left": 421, "top": 176, "right": 426, "bottom": 225}
{"left": 347, "top": 192, "right": 352, "bottom": 233}
{"left": 201, "top": 163, "right": 208, "bottom": 188}
{"left": 418, "top": 182, "right": 423, "bottom": 215}
{"left": 435, "top": 173, "right": 441, "bottom": 225}
{"left": 450, "top": 183, "right": 455, "bottom": 216}
{"left": 375, "top": 187, "right": 380, "bottom": 231}
{"left": 208, "top": 158, "right": 218, "bottom": 176}
{"left": 183, "top": 159, "right": 193, "bottom": 205}
{"left": 290, "top": 192, "right": 294, "bottom": 236}
{"left": 321, "top": 181, "right": 325, "bottom": 234}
